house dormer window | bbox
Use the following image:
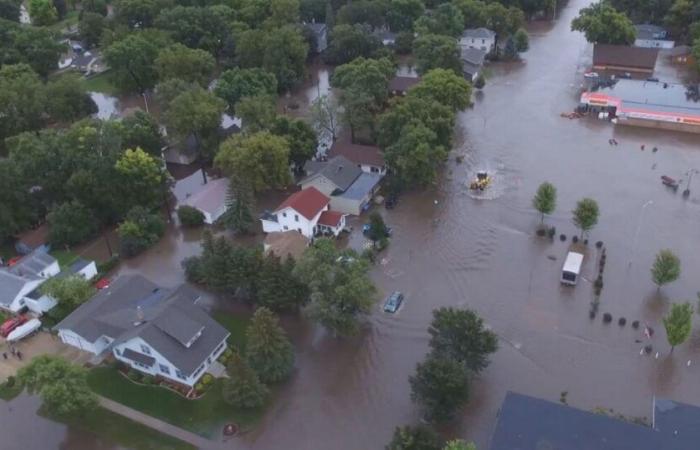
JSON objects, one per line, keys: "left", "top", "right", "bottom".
{"left": 295, "top": 214, "right": 299, "bottom": 222}
{"left": 282, "top": 212, "right": 287, "bottom": 217}
{"left": 140, "top": 344, "right": 151, "bottom": 355}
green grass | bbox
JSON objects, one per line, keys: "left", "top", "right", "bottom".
{"left": 49, "top": 249, "right": 79, "bottom": 268}
{"left": 82, "top": 72, "right": 119, "bottom": 95}
{"left": 43, "top": 405, "right": 195, "bottom": 450}
{"left": 47, "top": 11, "right": 79, "bottom": 33}
{"left": 0, "top": 241, "right": 14, "bottom": 261}
{"left": 0, "top": 380, "right": 22, "bottom": 401}
{"left": 212, "top": 311, "right": 252, "bottom": 351}
{"left": 87, "top": 368, "right": 268, "bottom": 438}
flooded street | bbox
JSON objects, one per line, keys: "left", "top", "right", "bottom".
{"left": 5, "top": 0, "right": 700, "bottom": 447}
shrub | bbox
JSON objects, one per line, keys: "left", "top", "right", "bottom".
{"left": 97, "top": 255, "right": 120, "bottom": 275}
{"left": 127, "top": 369, "right": 141, "bottom": 381}
{"left": 632, "top": 320, "right": 640, "bottom": 329}
{"left": 177, "top": 206, "right": 205, "bottom": 227}
{"left": 195, "top": 382, "right": 205, "bottom": 392}
{"left": 618, "top": 317, "right": 627, "bottom": 326}
{"left": 362, "top": 247, "right": 377, "bottom": 264}
{"left": 589, "top": 310, "right": 596, "bottom": 319}
{"left": 560, "top": 234, "right": 566, "bottom": 241}
{"left": 142, "top": 375, "right": 156, "bottom": 385}
{"left": 223, "top": 348, "right": 234, "bottom": 358}
{"left": 182, "top": 256, "right": 206, "bottom": 284}
{"left": 572, "top": 235, "right": 579, "bottom": 243}
{"left": 547, "top": 226, "right": 556, "bottom": 239}
{"left": 5, "top": 376, "right": 15, "bottom": 388}
{"left": 118, "top": 207, "right": 166, "bottom": 258}
{"left": 536, "top": 228, "right": 546, "bottom": 237}
{"left": 202, "top": 373, "right": 214, "bottom": 385}
{"left": 603, "top": 313, "right": 612, "bottom": 323}
{"left": 596, "top": 240, "right": 604, "bottom": 248}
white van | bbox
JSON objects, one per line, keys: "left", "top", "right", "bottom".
{"left": 561, "top": 251, "right": 584, "bottom": 286}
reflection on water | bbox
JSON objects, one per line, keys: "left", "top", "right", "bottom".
{"left": 90, "top": 92, "right": 119, "bottom": 120}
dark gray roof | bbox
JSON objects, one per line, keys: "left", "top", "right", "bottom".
{"left": 653, "top": 398, "right": 700, "bottom": 445}
{"left": 122, "top": 348, "right": 156, "bottom": 367}
{"left": 635, "top": 24, "right": 668, "bottom": 40}
{"left": 55, "top": 275, "right": 229, "bottom": 376}
{"left": 462, "top": 28, "right": 496, "bottom": 39}
{"left": 339, "top": 172, "right": 382, "bottom": 200}
{"left": 461, "top": 47, "right": 486, "bottom": 65}
{"left": 301, "top": 156, "right": 362, "bottom": 193}
{"left": 490, "top": 392, "right": 699, "bottom": 450}
{"left": 0, "top": 271, "right": 30, "bottom": 306}
{"left": 10, "top": 251, "right": 56, "bottom": 278}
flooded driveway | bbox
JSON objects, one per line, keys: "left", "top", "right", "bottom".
{"left": 6, "top": 0, "right": 700, "bottom": 447}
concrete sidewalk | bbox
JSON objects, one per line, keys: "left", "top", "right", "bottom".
{"left": 98, "top": 395, "right": 229, "bottom": 450}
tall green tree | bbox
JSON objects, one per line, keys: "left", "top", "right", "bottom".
{"left": 115, "top": 0, "right": 173, "bottom": 28}
{"left": 294, "top": 239, "right": 376, "bottom": 336}
{"left": 0, "top": 0, "right": 21, "bottom": 21}
{"left": 155, "top": 44, "right": 215, "bottom": 86}
{"left": 428, "top": 307, "right": 498, "bottom": 374}
{"left": 572, "top": 197, "right": 599, "bottom": 238}
{"left": 214, "top": 68, "right": 278, "bottom": 113}
{"left": 78, "top": 12, "right": 105, "bottom": 48}
{"left": 222, "top": 177, "right": 256, "bottom": 234}
{"left": 336, "top": 0, "right": 386, "bottom": 28}
{"left": 571, "top": 2, "right": 636, "bottom": 45}
{"left": 270, "top": 115, "right": 318, "bottom": 170}
{"left": 385, "top": 122, "right": 447, "bottom": 187}
{"left": 236, "top": 95, "right": 277, "bottom": 132}
{"left": 154, "top": 5, "right": 231, "bottom": 55}
{"left": 215, "top": 132, "right": 292, "bottom": 193}
{"left": 40, "top": 276, "right": 95, "bottom": 310}
{"left": 532, "top": 182, "right": 556, "bottom": 224}
{"left": 29, "top": 0, "right": 58, "bottom": 25}
{"left": 47, "top": 200, "right": 98, "bottom": 247}
{"left": 120, "top": 111, "right": 165, "bottom": 157}
{"left": 117, "top": 206, "right": 166, "bottom": 257}
{"left": 1, "top": 22, "right": 65, "bottom": 76}
{"left": 246, "top": 307, "right": 295, "bottom": 383}
{"left": 104, "top": 32, "right": 163, "bottom": 93}
{"left": 414, "top": 3, "right": 465, "bottom": 37}
{"left": 413, "top": 34, "right": 462, "bottom": 75}
{"left": 18, "top": 356, "right": 98, "bottom": 417}
{"left": 410, "top": 69, "right": 472, "bottom": 112}
{"left": 256, "top": 254, "right": 308, "bottom": 311}
{"left": 386, "top": 0, "right": 424, "bottom": 32}
{"left": 114, "top": 147, "right": 167, "bottom": 215}
{"left": 409, "top": 355, "right": 470, "bottom": 423}
{"left": 0, "top": 160, "right": 36, "bottom": 243}
{"left": 443, "top": 441, "right": 477, "bottom": 450}
{"left": 164, "top": 87, "right": 226, "bottom": 157}
{"left": 386, "top": 425, "right": 444, "bottom": 450}
{"left": 378, "top": 95, "right": 455, "bottom": 150}
{"left": 663, "top": 302, "right": 693, "bottom": 352}
{"left": 222, "top": 351, "right": 269, "bottom": 409}
{"left": 513, "top": 28, "right": 530, "bottom": 52}
{"left": 0, "top": 64, "right": 47, "bottom": 146}
{"left": 323, "top": 24, "right": 381, "bottom": 65}
{"left": 45, "top": 75, "right": 97, "bottom": 123}
{"left": 310, "top": 94, "right": 341, "bottom": 142}
{"left": 651, "top": 249, "right": 681, "bottom": 289}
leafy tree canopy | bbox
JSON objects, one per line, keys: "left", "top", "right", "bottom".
{"left": 571, "top": 2, "right": 636, "bottom": 45}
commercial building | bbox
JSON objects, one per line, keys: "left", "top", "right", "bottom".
{"left": 634, "top": 24, "right": 674, "bottom": 49}
{"left": 490, "top": 391, "right": 700, "bottom": 450}
{"left": 592, "top": 44, "right": 658, "bottom": 77}
{"left": 580, "top": 79, "right": 700, "bottom": 134}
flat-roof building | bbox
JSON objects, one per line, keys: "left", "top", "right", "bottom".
{"left": 580, "top": 79, "right": 700, "bottom": 134}
{"left": 592, "top": 44, "right": 658, "bottom": 77}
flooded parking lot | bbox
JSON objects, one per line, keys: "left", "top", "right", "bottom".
{"left": 4, "top": 0, "right": 700, "bottom": 447}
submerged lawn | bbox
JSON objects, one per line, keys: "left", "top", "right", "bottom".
{"left": 44, "top": 405, "right": 195, "bottom": 450}
{"left": 87, "top": 367, "right": 268, "bottom": 438}
{"left": 212, "top": 311, "right": 251, "bottom": 351}
{"left": 82, "top": 72, "right": 119, "bottom": 95}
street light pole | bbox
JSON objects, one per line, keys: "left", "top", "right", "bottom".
{"left": 683, "top": 169, "right": 697, "bottom": 197}
{"left": 629, "top": 199, "right": 653, "bottom": 268}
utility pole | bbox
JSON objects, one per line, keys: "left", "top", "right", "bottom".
{"left": 683, "top": 169, "right": 697, "bottom": 197}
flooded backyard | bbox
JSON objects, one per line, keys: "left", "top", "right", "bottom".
{"left": 5, "top": 0, "right": 700, "bottom": 447}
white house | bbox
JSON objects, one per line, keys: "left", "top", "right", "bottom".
{"left": 634, "top": 25, "right": 674, "bottom": 49}
{"left": 460, "top": 28, "right": 496, "bottom": 53}
{"left": 0, "top": 251, "right": 60, "bottom": 314}
{"left": 180, "top": 177, "right": 229, "bottom": 225}
{"left": 261, "top": 187, "right": 344, "bottom": 239}
{"left": 55, "top": 275, "right": 229, "bottom": 387}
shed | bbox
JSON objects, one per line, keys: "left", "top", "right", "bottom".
{"left": 180, "top": 177, "right": 230, "bottom": 225}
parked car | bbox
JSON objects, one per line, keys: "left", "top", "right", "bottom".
{"left": 95, "top": 278, "right": 110, "bottom": 289}
{"left": 0, "top": 315, "right": 28, "bottom": 338}
{"left": 362, "top": 224, "right": 393, "bottom": 236}
{"left": 383, "top": 291, "right": 404, "bottom": 313}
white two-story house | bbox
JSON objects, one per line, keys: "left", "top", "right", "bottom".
{"left": 261, "top": 186, "right": 345, "bottom": 239}
{"left": 0, "top": 251, "right": 61, "bottom": 314}
{"left": 55, "top": 275, "right": 229, "bottom": 388}
{"left": 460, "top": 28, "right": 496, "bottom": 53}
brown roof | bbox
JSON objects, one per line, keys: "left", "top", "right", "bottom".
{"left": 16, "top": 224, "right": 49, "bottom": 249}
{"left": 328, "top": 141, "right": 385, "bottom": 168}
{"left": 593, "top": 45, "right": 658, "bottom": 70}
{"left": 317, "top": 210, "right": 344, "bottom": 227}
{"left": 275, "top": 187, "right": 330, "bottom": 220}
{"left": 389, "top": 76, "right": 420, "bottom": 93}
{"left": 264, "top": 231, "right": 309, "bottom": 260}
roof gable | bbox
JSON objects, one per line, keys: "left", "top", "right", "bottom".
{"left": 300, "top": 156, "right": 362, "bottom": 191}
{"left": 275, "top": 187, "right": 330, "bottom": 220}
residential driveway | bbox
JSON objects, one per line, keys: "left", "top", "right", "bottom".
{"left": 0, "top": 332, "right": 91, "bottom": 380}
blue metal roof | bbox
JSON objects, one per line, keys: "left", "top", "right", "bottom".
{"left": 338, "top": 173, "right": 382, "bottom": 201}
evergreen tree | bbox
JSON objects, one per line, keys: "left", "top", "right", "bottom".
{"left": 222, "top": 177, "right": 255, "bottom": 234}
{"left": 222, "top": 350, "right": 268, "bottom": 409}
{"left": 256, "top": 254, "right": 308, "bottom": 311}
{"left": 246, "top": 307, "right": 295, "bottom": 383}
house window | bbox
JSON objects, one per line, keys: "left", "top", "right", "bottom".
{"left": 175, "top": 370, "right": 186, "bottom": 380}
{"left": 482, "top": 38, "right": 485, "bottom": 44}
{"left": 283, "top": 225, "right": 289, "bottom": 230}
{"left": 297, "top": 228, "right": 302, "bottom": 233}
{"left": 295, "top": 214, "right": 299, "bottom": 222}
{"left": 140, "top": 344, "right": 151, "bottom": 355}
{"left": 159, "top": 364, "right": 170, "bottom": 375}
{"left": 370, "top": 166, "right": 379, "bottom": 173}
{"left": 282, "top": 212, "right": 287, "bottom": 217}
{"left": 114, "top": 349, "right": 120, "bottom": 356}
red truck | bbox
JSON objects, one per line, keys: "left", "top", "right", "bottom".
{"left": 1, "top": 315, "right": 28, "bottom": 338}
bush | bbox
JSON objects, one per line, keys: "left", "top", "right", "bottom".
{"left": 474, "top": 74, "right": 486, "bottom": 90}
{"left": 195, "top": 382, "right": 205, "bottom": 392}
{"left": 596, "top": 241, "right": 604, "bottom": 248}
{"left": 603, "top": 313, "right": 612, "bottom": 323}
{"left": 97, "top": 255, "right": 120, "bottom": 275}
{"left": 177, "top": 206, "right": 205, "bottom": 227}
{"left": 618, "top": 317, "right": 627, "bottom": 326}
{"left": 547, "top": 226, "right": 556, "bottom": 239}
{"left": 5, "top": 376, "right": 15, "bottom": 388}
{"left": 572, "top": 235, "right": 579, "bottom": 243}
{"left": 536, "top": 228, "right": 546, "bottom": 237}
{"left": 632, "top": 320, "right": 640, "bottom": 329}
{"left": 127, "top": 369, "right": 141, "bottom": 381}
{"left": 182, "top": 256, "right": 206, "bottom": 283}
{"left": 362, "top": 247, "right": 377, "bottom": 264}
{"left": 202, "top": 373, "right": 214, "bottom": 385}
{"left": 118, "top": 207, "right": 166, "bottom": 258}
{"left": 560, "top": 234, "right": 566, "bottom": 241}
{"left": 142, "top": 375, "right": 156, "bottom": 385}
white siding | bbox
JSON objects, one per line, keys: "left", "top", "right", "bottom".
{"left": 58, "top": 329, "right": 108, "bottom": 354}
{"left": 330, "top": 196, "right": 363, "bottom": 216}
{"left": 75, "top": 261, "right": 98, "bottom": 280}
{"left": 359, "top": 164, "right": 386, "bottom": 175}
{"left": 24, "top": 294, "right": 57, "bottom": 314}
{"left": 634, "top": 38, "right": 674, "bottom": 49}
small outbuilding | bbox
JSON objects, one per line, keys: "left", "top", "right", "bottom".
{"left": 180, "top": 177, "right": 229, "bottom": 225}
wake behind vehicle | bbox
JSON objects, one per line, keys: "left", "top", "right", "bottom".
{"left": 561, "top": 251, "right": 584, "bottom": 286}
{"left": 383, "top": 291, "right": 404, "bottom": 313}
{"left": 469, "top": 171, "right": 492, "bottom": 191}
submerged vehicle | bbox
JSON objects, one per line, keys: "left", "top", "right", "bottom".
{"left": 561, "top": 251, "right": 584, "bottom": 286}
{"left": 661, "top": 175, "right": 679, "bottom": 191}
{"left": 383, "top": 291, "right": 404, "bottom": 313}
{"left": 469, "top": 171, "right": 492, "bottom": 191}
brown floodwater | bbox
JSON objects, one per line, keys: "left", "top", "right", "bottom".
{"left": 6, "top": 0, "right": 700, "bottom": 447}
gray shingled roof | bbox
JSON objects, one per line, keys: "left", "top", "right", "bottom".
{"left": 301, "top": 156, "right": 362, "bottom": 193}
{"left": 339, "top": 172, "right": 382, "bottom": 200}
{"left": 0, "top": 271, "right": 30, "bottom": 307}
{"left": 122, "top": 348, "right": 156, "bottom": 366}
{"left": 461, "top": 47, "right": 486, "bottom": 65}
{"left": 10, "top": 251, "right": 56, "bottom": 278}
{"left": 55, "top": 275, "right": 229, "bottom": 376}
{"left": 462, "top": 28, "right": 496, "bottom": 39}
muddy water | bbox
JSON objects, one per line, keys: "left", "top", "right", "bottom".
{"left": 6, "top": 0, "right": 700, "bottom": 447}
